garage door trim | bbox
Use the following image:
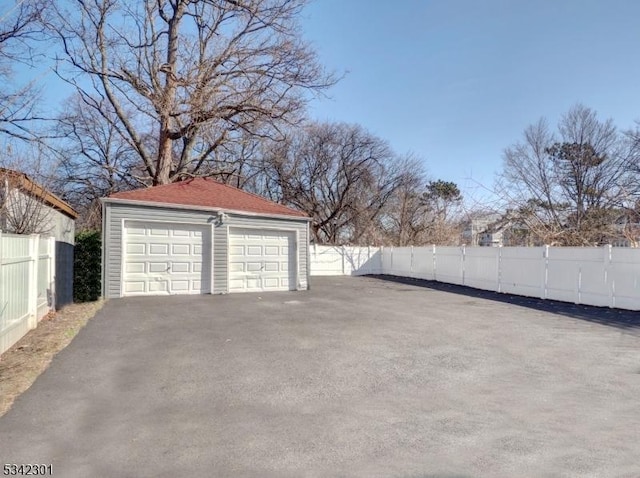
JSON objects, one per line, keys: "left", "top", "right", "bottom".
{"left": 226, "top": 225, "right": 300, "bottom": 293}
{"left": 120, "top": 219, "right": 215, "bottom": 296}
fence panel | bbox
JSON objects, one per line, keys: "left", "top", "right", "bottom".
{"left": 345, "top": 247, "right": 381, "bottom": 275}
{"left": 410, "top": 247, "right": 435, "bottom": 280}
{"left": 609, "top": 248, "right": 640, "bottom": 310}
{"left": 309, "top": 245, "right": 344, "bottom": 276}
{"left": 496, "top": 247, "right": 545, "bottom": 298}
{"left": 545, "top": 247, "right": 607, "bottom": 307}
{"left": 0, "top": 233, "right": 55, "bottom": 355}
{"left": 309, "top": 245, "right": 382, "bottom": 276}
{"left": 342, "top": 246, "right": 380, "bottom": 275}
{"left": 381, "top": 247, "right": 393, "bottom": 274}
{"left": 308, "top": 244, "right": 640, "bottom": 311}
{"left": 464, "top": 247, "right": 500, "bottom": 291}
{"left": 386, "top": 247, "right": 412, "bottom": 277}
{"left": 434, "top": 246, "right": 464, "bottom": 285}
{"left": 546, "top": 247, "right": 582, "bottom": 304}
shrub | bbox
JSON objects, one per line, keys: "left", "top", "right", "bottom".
{"left": 74, "top": 230, "right": 101, "bottom": 302}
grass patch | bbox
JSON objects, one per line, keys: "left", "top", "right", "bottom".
{"left": 0, "top": 301, "right": 104, "bottom": 417}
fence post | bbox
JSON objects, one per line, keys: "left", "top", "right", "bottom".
{"left": 542, "top": 245, "right": 549, "bottom": 300}
{"left": 605, "top": 244, "right": 613, "bottom": 308}
{"left": 379, "top": 246, "right": 384, "bottom": 274}
{"left": 410, "top": 245, "right": 414, "bottom": 275}
{"left": 50, "top": 236, "right": 57, "bottom": 311}
{"left": 497, "top": 245, "right": 502, "bottom": 293}
{"left": 341, "top": 245, "right": 346, "bottom": 275}
{"left": 461, "top": 244, "right": 466, "bottom": 286}
{"left": 432, "top": 244, "right": 437, "bottom": 281}
{"left": 0, "top": 231, "right": 3, "bottom": 333}
{"left": 28, "top": 234, "right": 39, "bottom": 329}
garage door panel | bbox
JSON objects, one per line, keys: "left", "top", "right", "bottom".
{"left": 149, "top": 262, "right": 169, "bottom": 273}
{"left": 170, "top": 280, "right": 189, "bottom": 291}
{"left": 171, "top": 262, "right": 189, "bottom": 273}
{"left": 127, "top": 226, "right": 146, "bottom": 236}
{"left": 127, "top": 243, "right": 145, "bottom": 255}
{"left": 148, "top": 281, "right": 168, "bottom": 292}
{"left": 264, "top": 246, "right": 279, "bottom": 256}
{"left": 125, "top": 262, "right": 145, "bottom": 274}
{"left": 246, "top": 278, "right": 260, "bottom": 289}
{"left": 171, "top": 244, "right": 190, "bottom": 255}
{"left": 229, "top": 278, "right": 244, "bottom": 289}
{"left": 228, "top": 228, "right": 296, "bottom": 293}
{"left": 246, "top": 245, "right": 262, "bottom": 256}
{"left": 262, "top": 277, "right": 279, "bottom": 288}
{"left": 123, "top": 221, "right": 211, "bottom": 296}
{"left": 124, "top": 281, "right": 145, "bottom": 293}
{"left": 149, "top": 244, "right": 169, "bottom": 255}
{"left": 150, "top": 228, "right": 169, "bottom": 236}
{"left": 229, "top": 245, "right": 244, "bottom": 256}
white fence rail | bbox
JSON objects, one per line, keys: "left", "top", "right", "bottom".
{"left": 310, "top": 244, "right": 640, "bottom": 311}
{"left": 0, "top": 233, "right": 56, "bottom": 355}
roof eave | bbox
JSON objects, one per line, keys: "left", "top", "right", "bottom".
{"left": 101, "top": 197, "right": 311, "bottom": 221}
{"left": 1, "top": 169, "right": 79, "bottom": 219}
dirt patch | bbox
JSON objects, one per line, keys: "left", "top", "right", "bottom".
{"left": 0, "top": 301, "right": 103, "bottom": 417}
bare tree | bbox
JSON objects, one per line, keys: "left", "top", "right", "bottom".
{"left": 51, "top": 94, "right": 145, "bottom": 228}
{"left": 498, "top": 104, "right": 637, "bottom": 246}
{"left": 261, "top": 122, "right": 409, "bottom": 245}
{"left": 0, "top": 0, "right": 48, "bottom": 141}
{"left": 50, "top": 0, "right": 335, "bottom": 186}
{"left": 0, "top": 144, "right": 56, "bottom": 234}
{"left": 381, "top": 177, "right": 463, "bottom": 246}
{"left": 378, "top": 160, "right": 427, "bottom": 246}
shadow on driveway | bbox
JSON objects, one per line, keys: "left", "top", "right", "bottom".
{"left": 368, "top": 274, "right": 640, "bottom": 331}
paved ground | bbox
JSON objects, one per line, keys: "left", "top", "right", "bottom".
{"left": 1, "top": 276, "right": 639, "bottom": 478}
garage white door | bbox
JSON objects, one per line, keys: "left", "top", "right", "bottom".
{"left": 123, "top": 221, "right": 211, "bottom": 296}
{"left": 228, "top": 228, "right": 296, "bottom": 293}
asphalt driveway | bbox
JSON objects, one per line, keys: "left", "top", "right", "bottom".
{"left": 1, "top": 276, "right": 639, "bottom": 477}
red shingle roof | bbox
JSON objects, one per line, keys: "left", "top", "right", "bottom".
{"left": 107, "top": 178, "right": 308, "bottom": 218}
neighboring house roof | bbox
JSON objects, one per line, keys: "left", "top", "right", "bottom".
{"left": 0, "top": 168, "right": 78, "bottom": 219}
{"left": 105, "top": 178, "right": 309, "bottom": 219}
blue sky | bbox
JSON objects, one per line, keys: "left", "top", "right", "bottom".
{"left": 6, "top": 0, "right": 640, "bottom": 206}
{"left": 301, "top": 0, "right": 640, "bottom": 203}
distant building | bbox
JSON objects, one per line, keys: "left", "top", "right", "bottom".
{"left": 461, "top": 214, "right": 502, "bottom": 246}
{"left": 1, "top": 168, "right": 78, "bottom": 306}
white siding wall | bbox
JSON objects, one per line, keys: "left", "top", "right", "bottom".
{"left": 5, "top": 189, "right": 75, "bottom": 244}
{"left": 103, "top": 202, "right": 309, "bottom": 298}
{"left": 310, "top": 245, "right": 640, "bottom": 311}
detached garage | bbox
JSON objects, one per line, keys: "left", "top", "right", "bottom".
{"left": 101, "top": 179, "right": 310, "bottom": 298}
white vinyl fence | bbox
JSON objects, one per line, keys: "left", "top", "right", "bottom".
{"left": 310, "top": 244, "right": 640, "bottom": 311}
{"left": 0, "top": 232, "right": 56, "bottom": 355}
